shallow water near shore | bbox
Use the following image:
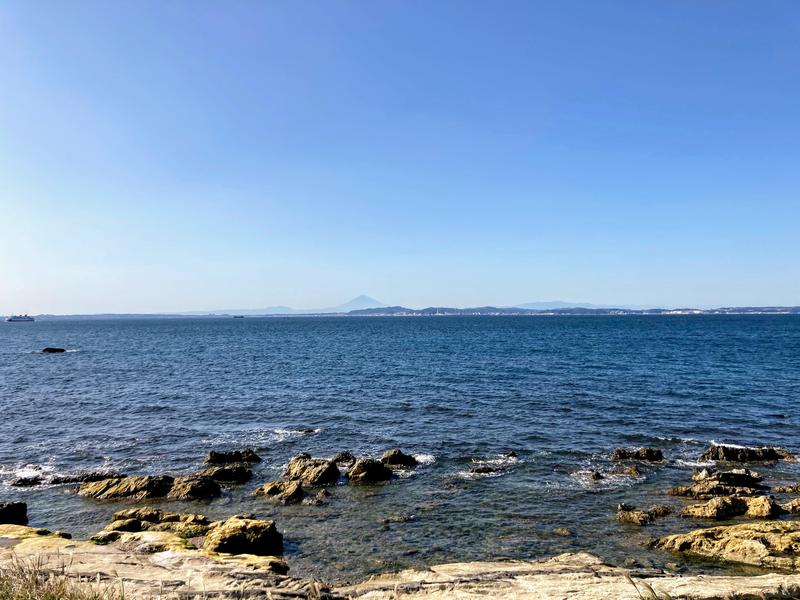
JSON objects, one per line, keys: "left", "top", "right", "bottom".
{"left": 1, "top": 315, "right": 800, "bottom": 582}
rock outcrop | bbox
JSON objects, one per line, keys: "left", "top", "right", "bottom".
{"left": 0, "top": 502, "right": 27, "bottom": 525}
{"left": 204, "top": 516, "right": 283, "bottom": 556}
{"left": 656, "top": 521, "right": 800, "bottom": 570}
{"left": 11, "top": 476, "right": 42, "bottom": 487}
{"left": 283, "top": 453, "right": 340, "bottom": 486}
{"left": 78, "top": 475, "right": 220, "bottom": 501}
{"left": 197, "top": 464, "right": 253, "bottom": 483}
{"left": 42, "top": 347, "right": 66, "bottom": 353}
{"left": 381, "top": 448, "right": 418, "bottom": 468}
{"left": 680, "top": 495, "right": 785, "bottom": 520}
{"left": 51, "top": 471, "right": 128, "bottom": 485}
{"left": 255, "top": 480, "right": 305, "bottom": 505}
{"left": 103, "top": 508, "right": 213, "bottom": 538}
{"left": 700, "top": 444, "right": 791, "bottom": 462}
{"left": 616, "top": 503, "right": 671, "bottom": 526}
{"left": 332, "top": 451, "right": 356, "bottom": 465}
{"left": 205, "top": 448, "right": 262, "bottom": 464}
{"left": 610, "top": 447, "right": 663, "bottom": 462}
{"left": 347, "top": 458, "right": 393, "bottom": 484}
{"left": 669, "top": 469, "right": 766, "bottom": 499}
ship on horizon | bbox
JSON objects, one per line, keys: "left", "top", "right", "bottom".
{"left": 5, "top": 314, "right": 35, "bottom": 322}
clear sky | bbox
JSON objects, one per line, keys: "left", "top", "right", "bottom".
{"left": 1, "top": 1, "right": 798, "bottom": 313}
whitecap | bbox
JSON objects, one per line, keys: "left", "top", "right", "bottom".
{"left": 413, "top": 453, "right": 436, "bottom": 465}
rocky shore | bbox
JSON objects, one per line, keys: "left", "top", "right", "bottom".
{"left": 3, "top": 442, "right": 800, "bottom": 598}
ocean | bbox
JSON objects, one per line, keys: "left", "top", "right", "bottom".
{"left": 1, "top": 315, "right": 799, "bottom": 582}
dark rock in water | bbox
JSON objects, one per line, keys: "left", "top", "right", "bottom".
{"left": 616, "top": 503, "right": 671, "bottom": 526}
{"left": 610, "top": 447, "right": 663, "bottom": 462}
{"left": 347, "top": 458, "right": 393, "bottom": 484}
{"left": 700, "top": 444, "right": 791, "bottom": 463}
{"left": 41, "top": 347, "right": 66, "bottom": 353}
{"left": 197, "top": 464, "right": 252, "bottom": 484}
{"left": 284, "top": 454, "right": 340, "bottom": 486}
{"left": 51, "top": 471, "right": 128, "bottom": 485}
{"left": 255, "top": 480, "right": 305, "bottom": 505}
{"left": 304, "top": 489, "right": 332, "bottom": 506}
{"left": 504, "top": 451, "right": 518, "bottom": 458}
{"left": 622, "top": 465, "right": 642, "bottom": 477}
{"left": 203, "top": 516, "right": 283, "bottom": 556}
{"left": 11, "top": 476, "right": 43, "bottom": 487}
{"left": 589, "top": 470, "right": 604, "bottom": 481}
{"left": 0, "top": 501, "right": 28, "bottom": 525}
{"left": 205, "top": 448, "right": 262, "bottom": 464}
{"left": 692, "top": 468, "right": 763, "bottom": 487}
{"left": 79, "top": 476, "right": 175, "bottom": 500}
{"left": 381, "top": 448, "right": 418, "bottom": 468}
{"left": 166, "top": 476, "right": 221, "bottom": 500}
{"left": 332, "top": 451, "right": 356, "bottom": 466}
{"left": 470, "top": 465, "right": 504, "bottom": 474}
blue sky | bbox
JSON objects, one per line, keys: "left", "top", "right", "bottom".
{"left": 1, "top": 1, "right": 798, "bottom": 313}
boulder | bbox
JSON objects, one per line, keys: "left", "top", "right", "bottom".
{"left": 700, "top": 444, "right": 791, "bottom": 463}
{"left": 681, "top": 496, "right": 785, "bottom": 520}
{"left": 104, "top": 518, "right": 144, "bottom": 532}
{"left": 589, "top": 470, "right": 604, "bottom": 481}
{"left": 692, "top": 467, "right": 763, "bottom": 487}
{"left": 205, "top": 449, "right": 262, "bottom": 464}
{"left": 52, "top": 471, "right": 128, "bottom": 484}
{"left": 332, "top": 451, "right": 356, "bottom": 465}
{"left": 655, "top": 521, "right": 800, "bottom": 570}
{"left": 283, "top": 454, "right": 340, "bottom": 486}
{"left": 204, "top": 517, "right": 283, "bottom": 556}
{"left": 11, "top": 476, "right": 42, "bottom": 487}
{"left": 622, "top": 465, "right": 641, "bottom": 477}
{"left": 610, "top": 447, "right": 663, "bottom": 462}
{"left": 166, "top": 476, "right": 221, "bottom": 500}
{"left": 774, "top": 483, "right": 800, "bottom": 493}
{"left": 616, "top": 503, "right": 671, "bottom": 526}
{"left": 101, "top": 508, "right": 213, "bottom": 538}
{"left": 0, "top": 501, "right": 28, "bottom": 525}
{"left": 347, "top": 458, "right": 393, "bottom": 484}
{"left": 79, "top": 476, "right": 175, "bottom": 500}
{"left": 42, "top": 347, "right": 66, "bottom": 353}
{"left": 381, "top": 448, "right": 418, "bottom": 468}
{"left": 197, "top": 464, "right": 252, "bottom": 484}
{"left": 255, "top": 480, "right": 305, "bottom": 505}
{"left": 470, "top": 465, "right": 505, "bottom": 474}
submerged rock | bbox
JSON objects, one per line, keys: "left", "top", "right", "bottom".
{"left": 197, "top": 464, "right": 252, "bottom": 484}
{"left": 656, "top": 521, "right": 800, "bottom": 570}
{"left": 255, "top": 480, "right": 305, "bottom": 505}
{"left": 284, "top": 454, "right": 340, "bottom": 486}
{"left": 700, "top": 444, "right": 791, "bottom": 463}
{"left": 347, "top": 458, "right": 393, "bottom": 484}
{"left": 610, "top": 447, "right": 663, "bottom": 462}
{"left": 204, "top": 517, "right": 283, "bottom": 556}
{"left": 205, "top": 448, "right": 262, "bottom": 464}
{"left": 11, "top": 476, "right": 42, "bottom": 487}
{"left": 381, "top": 448, "right": 418, "bottom": 468}
{"left": 51, "top": 471, "right": 128, "bottom": 485}
{"left": 0, "top": 502, "right": 28, "bottom": 525}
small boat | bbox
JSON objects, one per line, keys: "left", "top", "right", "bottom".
{"left": 5, "top": 314, "right": 34, "bottom": 322}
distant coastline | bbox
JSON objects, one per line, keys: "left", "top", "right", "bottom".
{"left": 12, "top": 305, "right": 800, "bottom": 320}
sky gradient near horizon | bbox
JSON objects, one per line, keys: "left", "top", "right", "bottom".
{"left": 1, "top": 1, "right": 798, "bottom": 314}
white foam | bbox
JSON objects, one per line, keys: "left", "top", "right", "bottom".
{"left": 413, "top": 453, "right": 436, "bottom": 465}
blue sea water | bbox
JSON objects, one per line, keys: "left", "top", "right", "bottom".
{"left": 1, "top": 315, "right": 799, "bottom": 582}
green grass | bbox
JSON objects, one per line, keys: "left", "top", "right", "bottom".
{"left": 0, "top": 556, "right": 121, "bottom": 600}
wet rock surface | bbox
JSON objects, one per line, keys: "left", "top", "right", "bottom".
{"left": 616, "top": 503, "right": 671, "bottom": 526}
{"left": 284, "top": 453, "right": 340, "bottom": 486}
{"left": 197, "top": 464, "right": 253, "bottom": 483}
{"left": 680, "top": 495, "right": 785, "bottom": 520}
{"left": 381, "top": 448, "right": 418, "bottom": 468}
{"left": 700, "top": 444, "right": 792, "bottom": 463}
{"left": 347, "top": 458, "right": 393, "bottom": 484}
{"left": 610, "top": 447, "right": 663, "bottom": 462}
{"left": 255, "top": 480, "right": 305, "bottom": 505}
{"left": 205, "top": 448, "right": 262, "bottom": 464}
{"left": 78, "top": 474, "right": 220, "bottom": 501}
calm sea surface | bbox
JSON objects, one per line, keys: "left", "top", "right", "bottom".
{"left": 1, "top": 315, "right": 799, "bottom": 582}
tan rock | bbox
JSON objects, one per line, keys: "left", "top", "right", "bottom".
{"left": 78, "top": 475, "right": 174, "bottom": 500}
{"left": 782, "top": 498, "right": 800, "bottom": 514}
{"left": 283, "top": 453, "right": 340, "bottom": 485}
{"left": 656, "top": 520, "right": 800, "bottom": 570}
{"left": 166, "top": 476, "right": 221, "bottom": 500}
{"left": 204, "top": 517, "right": 283, "bottom": 556}
{"left": 347, "top": 458, "right": 393, "bottom": 484}
{"left": 255, "top": 480, "right": 305, "bottom": 504}
{"left": 681, "top": 495, "right": 784, "bottom": 520}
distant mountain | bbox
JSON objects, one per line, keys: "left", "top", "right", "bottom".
{"left": 190, "top": 295, "right": 386, "bottom": 316}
